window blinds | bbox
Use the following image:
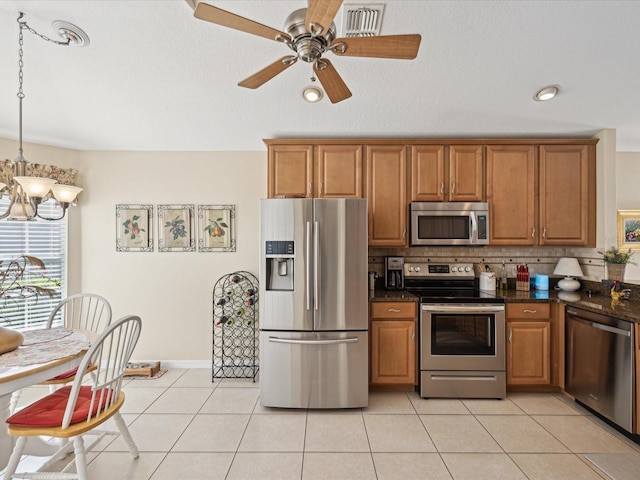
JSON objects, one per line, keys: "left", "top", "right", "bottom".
{"left": 0, "top": 198, "right": 66, "bottom": 330}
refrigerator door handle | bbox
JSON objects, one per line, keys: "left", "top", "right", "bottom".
{"left": 314, "top": 220, "right": 320, "bottom": 313}
{"left": 268, "top": 336, "right": 359, "bottom": 345}
{"left": 306, "top": 221, "right": 312, "bottom": 310}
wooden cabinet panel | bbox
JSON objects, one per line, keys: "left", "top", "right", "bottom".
{"left": 316, "top": 145, "right": 363, "bottom": 198}
{"left": 636, "top": 323, "right": 640, "bottom": 434}
{"left": 410, "top": 145, "right": 445, "bottom": 201}
{"left": 371, "top": 302, "right": 416, "bottom": 319}
{"left": 448, "top": 145, "right": 484, "bottom": 201}
{"left": 538, "top": 145, "right": 593, "bottom": 246}
{"left": 268, "top": 145, "right": 313, "bottom": 198}
{"left": 371, "top": 320, "right": 417, "bottom": 384}
{"left": 366, "top": 145, "right": 408, "bottom": 247}
{"left": 507, "top": 320, "right": 551, "bottom": 385}
{"left": 486, "top": 145, "right": 536, "bottom": 245}
{"left": 506, "top": 303, "right": 551, "bottom": 319}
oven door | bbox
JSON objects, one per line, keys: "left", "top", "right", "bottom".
{"left": 420, "top": 303, "right": 505, "bottom": 371}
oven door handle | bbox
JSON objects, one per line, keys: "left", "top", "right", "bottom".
{"left": 421, "top": 304, "right": 504, "bottom": 313}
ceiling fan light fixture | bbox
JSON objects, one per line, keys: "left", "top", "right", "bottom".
{"left": 534, "top": 85, "right": 559, "bottom": 101}
{"left": 302, "top": 86, "right": 323, "bottom": 103}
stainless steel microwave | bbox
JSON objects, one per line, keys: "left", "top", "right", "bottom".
{"left": 410, "top": 202, "right": 489, "bottom": 246}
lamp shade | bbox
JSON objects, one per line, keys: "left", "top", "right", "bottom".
{"left": 553, "top": 257, "right": 584, "bottom": 277}
{"left": 50, "top": 184, "right": 83, "bottom": 204}
{"left": 553, "top": 257, "right": 583, "bottom": 292}
{"left": 13, "top": 176, "right": 56, "bottom": 198}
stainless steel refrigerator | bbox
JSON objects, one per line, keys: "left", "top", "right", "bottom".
{"left": 259, "top": 198, "right": 368, "bottom": 409}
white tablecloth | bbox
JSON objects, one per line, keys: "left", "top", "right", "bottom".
{"left": 0, "top": 328, "right": 90, "bottom": 367}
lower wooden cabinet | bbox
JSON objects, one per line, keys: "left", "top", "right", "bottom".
{"left": 370, "top": 301, "right": 417, "bottom": 387}
{"left": 506, "top": 303, "right": 552, "bottom": 387}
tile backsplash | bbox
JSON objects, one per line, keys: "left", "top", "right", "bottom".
{"left": 369, "top": 246, "right": 606, "bottom": 283}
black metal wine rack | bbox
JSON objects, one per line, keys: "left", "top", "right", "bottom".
{"left": 212, "top": 271, "right": 259, "bottom": 382}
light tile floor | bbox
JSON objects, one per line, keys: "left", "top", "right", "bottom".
{"left": 3, "top": 368, "right": 640, "bottom": 480}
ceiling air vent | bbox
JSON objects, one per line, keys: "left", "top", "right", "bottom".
{"left": 341, "top": 4, "right": 385, "bottom": 37}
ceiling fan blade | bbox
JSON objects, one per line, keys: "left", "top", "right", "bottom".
{"left": 305, "top": 0, "right": 343, "bottom": 35}
{"left": 238, "top": 56, "right": 298, "bottom": 89}
{"left": 332, "top": 34, "right": 422, "bottom": 59}
{"left": 194, "top": 3, "right": 290, "bottom": 42}
{"left": 313, "top": 59, "right": 352, "bottom": 104}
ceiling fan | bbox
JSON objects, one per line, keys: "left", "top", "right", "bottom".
{"left": 192, "top": 0, "right": 421, "bottom": 103}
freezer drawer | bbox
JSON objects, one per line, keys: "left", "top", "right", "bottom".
{"left": 259, "top": 331, "right": 368, "bottom": 409}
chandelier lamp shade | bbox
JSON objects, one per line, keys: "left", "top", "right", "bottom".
{"left": 553, "top": 257, "right": 584, "bottom": 292}
{"left": 0, "top": 12, "right": 89, "bottom": 221}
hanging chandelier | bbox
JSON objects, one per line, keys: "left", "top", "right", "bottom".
{"left": 0, "top": 12, "right": 89, "bottom": 221}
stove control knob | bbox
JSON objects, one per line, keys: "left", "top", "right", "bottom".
{"left": 465, "top": 266, "right": 471, "bottom": 272}
{"left": 451, "top": 266, "right": 457, "bottom": 272}
{"left": 415, "top": 266, "right": 421, "bottom": 272}
{"left": 408, "top": 266, "right": 414, "bottom": 272}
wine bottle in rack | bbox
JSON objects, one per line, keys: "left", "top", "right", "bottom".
{"left": 216, "top": 296, "right": 229, "bottom": 306}
{"left": 230, "top": 275, "right": 244, "bottom": 284}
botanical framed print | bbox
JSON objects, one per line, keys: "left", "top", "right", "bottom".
{"left": 116, "top": 204, "right": 153, "bottom": 252}
{"left": 158, "top": 204, "right": 195, "bottom": 252}
{"left": 617, "top": 209, "right": 640, "bottom": 250}
{"left": 198, "top": 204, "right": 236, "bottom": 252}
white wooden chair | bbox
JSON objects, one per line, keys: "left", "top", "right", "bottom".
{"left": 4, "top": 314, "right": 142, "bottom": 480}
{"left": 9, "top": 293, "right": 112, "bottom": 414}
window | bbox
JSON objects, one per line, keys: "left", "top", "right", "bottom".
{"left": 0, "top": 198, "right": 66, "bottom": 330}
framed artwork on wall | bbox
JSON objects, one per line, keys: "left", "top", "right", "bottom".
{"left": 116, "top": 204, "right": 153, "bottom": 252}
{"left": 198, "top": 204, "right": 236, "bottom": 252}
{"left": 617, "top": 209, "right": 640, "bottom": 250}
{"left": 158, "top": 204, "right": 196, "bottom": 252}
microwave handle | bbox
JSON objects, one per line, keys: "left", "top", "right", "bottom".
{"left": 470, "top": 211, "right": 478, "bottom": 243}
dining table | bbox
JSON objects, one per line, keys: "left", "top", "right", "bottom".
{"left": 0, "top": 328, "right": 93, "bottom": 471}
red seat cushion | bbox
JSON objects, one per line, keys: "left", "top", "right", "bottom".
{"left": 6, "top": 386, "right": 113, "bottom": 427}
{"left": 50, "top": 366, "right": 79, "bottom": 380}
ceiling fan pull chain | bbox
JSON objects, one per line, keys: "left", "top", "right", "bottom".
{"left": 17, "top": 12, "right": 71, "bottom": 46}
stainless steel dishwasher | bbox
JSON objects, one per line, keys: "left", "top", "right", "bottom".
{"left": 565, "top": 306, "right": 634, "bottom": 432}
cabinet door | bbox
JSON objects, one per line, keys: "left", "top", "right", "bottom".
{"left": 410, "top": 145, "right": 445, "bottom": 201}
{"left": 636, "top": 323, "right": 640, "bottom": 434}
{"left": 267, "top": 145, "right": 313, "bottom": 198}
{"left": 371, "top": 319, "right": 416, "bottom": 384}
{"left": 316, "top": 145, "right": 363, "bottom": 198}
{"left": 538, "top": 145, "right": 593, "bottom": 246}
{"left": 366, "top": 145, "right": 408, "bottom": 247}
{"left": 449, "top": 145, "right": 484, "bottom": 201}
{"left": 507, "top": 320, "right": 551, "bottom": 385}
{"left": 486, "top": 145, "right": 536, "bottom": 245}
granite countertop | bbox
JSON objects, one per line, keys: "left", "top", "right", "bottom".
{"left": 369, "top": 286, "right": 640, "bottom": 323}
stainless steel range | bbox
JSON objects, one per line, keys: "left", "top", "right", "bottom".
{"left": 404, "top": 262, "right": 506, "bottom": 399}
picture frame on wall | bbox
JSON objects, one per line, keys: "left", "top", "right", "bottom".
{"left": 617, "top": 209, "right": 640, "bottom": 250}
{"left": 198, "top": 204, "right": 236, "bottom": 252}
{"left": 158, "top": 204, "right": 196, "bottom": 252}
{"left": 116, "top": 204, "right": 153, "bottom": 252}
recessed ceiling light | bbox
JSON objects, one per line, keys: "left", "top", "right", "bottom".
{"left": 302, "top": 86, "right": 323, "bottom": 103}
{"left": 534, "top": 85, "right": 559, "bottom": 101}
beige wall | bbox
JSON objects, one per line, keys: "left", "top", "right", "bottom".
{"left": 616, "top": 151, "right": 640, "bottom": 281}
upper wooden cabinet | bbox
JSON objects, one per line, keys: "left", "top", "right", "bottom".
{"left": 410, "top": 145, "right": 484, "bottom": 202}
{"left": 538, "top": 145, "right": 594, "bottom": 246}
{"left": 267, "top": 143, "right": 362, "bottom": 198}
{"left": 366, "top": 145, "right": 408, "bottom": 247}
{"left": 487, "top": 145, "right": 536, "bottom": 245}
{"left": 267, "top": 145, "right": 313, "bottom": 198}
{"left": 316, "top": 145, "right": 363, "bottom": 198}
{"left": 487, "top": 144, "right": 596, "bottom": 247}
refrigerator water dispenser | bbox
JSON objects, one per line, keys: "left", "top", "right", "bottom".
{"left": 265, "top": 240, "right": 294, "bottom": 291}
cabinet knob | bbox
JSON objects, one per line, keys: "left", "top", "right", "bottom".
{"left": 542, "top": 227, "right": 547, "bottom": 239}
{"left": 307, "top": 182, "right": 312, "bottom": 195}
{"left": 508, "top": 329, "right": 513, "bottom": 343}
{"left": 531, "top": 227, "right": 535, "bottom": 238}
{"left": 440, "top": 182, "right": 444, "bottom": 194}
{"left": 319, "top": 182, "right": 323, "bottom": 195}
{"left": 523, "top": 309, "right": 537, "bottom": 314}
{"left": 451, "top": 182, "right": 456, "bottom": 194}
{"left": 411, "top": 330, "right": 415, "bottom": 341}
{"left": 388, "top": 308, "right": 401, "bottom": 313}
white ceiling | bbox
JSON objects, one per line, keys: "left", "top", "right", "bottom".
{"left": 0, "top": 0, "right": 639, "bottom": 153}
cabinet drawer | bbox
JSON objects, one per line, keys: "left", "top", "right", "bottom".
{"left": 506, "top": 303, "right": 550, "bottom": 319}
{"left": 371, "top": 302, "right": 416, "bottom": 319}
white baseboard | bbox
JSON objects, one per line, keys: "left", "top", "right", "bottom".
{"left": 132, "top": 360, "right": 211, "bottom": 369}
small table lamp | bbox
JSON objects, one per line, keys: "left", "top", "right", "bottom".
{"left": 553, "top": 257, "right": 584, "bottom": 292}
